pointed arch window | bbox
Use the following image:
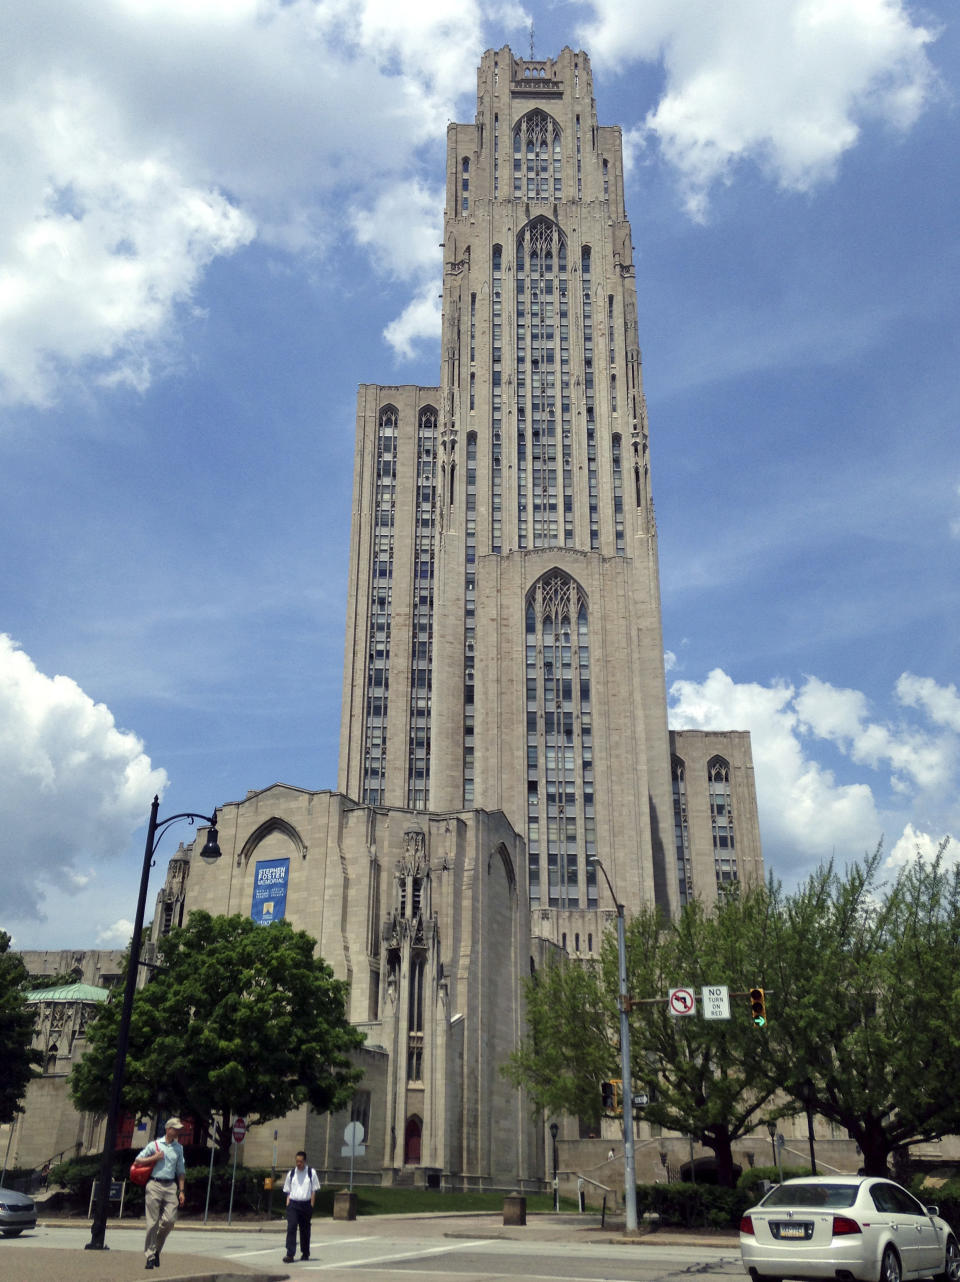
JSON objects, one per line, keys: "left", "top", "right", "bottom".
{"left": 708, "top": 756, "right": 738, "bottom": 890}
{"left": 513, "top": 110, "right": 562, "bottom": 200}
{"left": 525, "top": 571, "right": 596, "bottom": 909}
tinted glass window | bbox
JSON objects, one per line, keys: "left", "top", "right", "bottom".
{"left": 871, "top": 1184, "right": 924, "bottom": 1216}
{"left": 763, "top": 1183, "right": 858, "bottom": 1209}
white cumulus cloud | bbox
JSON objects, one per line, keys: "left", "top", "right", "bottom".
{"left": 96, "top": 918, "right": 136, "bottom": 947}
{"left": 0, "top": 0, "right": 529, "bottom": 407}
{"left": 669, "top": 667, "right": 959, "bottom": 881}
{"left": 577, "top": 0, "right": 939, "bottom": 218}
{"left": 0, "top": 634, "right": 167, "bottom": 923}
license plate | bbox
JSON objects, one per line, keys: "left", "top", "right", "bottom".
{"left": 773, "top": 1223, "right": 811, "bottom": 1239}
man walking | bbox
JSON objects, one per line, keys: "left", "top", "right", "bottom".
{"left": 282, "top": 1150, "right": 321, "bottom": 1263}
{"left": 136, "top": 1116, "right": 186, "bottom": 1269}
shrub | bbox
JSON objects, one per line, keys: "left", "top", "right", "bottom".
{"left": 635, "top": 1181, "right": 755, "bottom": 1228}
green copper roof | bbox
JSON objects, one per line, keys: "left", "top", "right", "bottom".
{"left": 25, "top": 982, "right": 111, "bottom": 1002}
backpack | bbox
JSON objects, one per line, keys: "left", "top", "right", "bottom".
{"left": 288, "top": 1166, "right": 314, "bottom": 1184}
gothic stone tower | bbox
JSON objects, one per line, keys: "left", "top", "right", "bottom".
{"left": 340, "top": 48, "right": 762, "bottom": 949}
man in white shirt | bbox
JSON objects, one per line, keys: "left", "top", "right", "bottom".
{"left": 282, "top": 1150, "right": 321, "bottom": 1263}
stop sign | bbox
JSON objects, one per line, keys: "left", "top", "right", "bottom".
{"left": 232, "top": 1117, "right": 247, "bottom": 1144}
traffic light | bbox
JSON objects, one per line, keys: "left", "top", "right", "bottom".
{"left": 749, "top": 987, "right": 767, "bottom": 1027}
{"left": 600, "top": 1080, "right": 621, "bottom": 1114}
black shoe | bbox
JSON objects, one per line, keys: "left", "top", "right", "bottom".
{"left": 146, "top": 1259, "right": 156, "bottom": 1271}
{"left": 283, "top": 1255, "right": 295, "bottom": 1263}
{"left": 301, "top": 1255, "right": 310, "bottom": 1260}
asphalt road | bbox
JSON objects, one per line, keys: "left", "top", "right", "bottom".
{"left": 0, "top": 1213, "right": 746, "bottom": 1282}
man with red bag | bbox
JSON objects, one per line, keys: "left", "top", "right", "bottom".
{"left": 134, "top": 1116, "right": 187, "bottom": 1269}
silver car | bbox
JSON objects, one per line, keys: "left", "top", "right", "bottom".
{"left": 740, "top": 1175, "right": 960, "bottom": 1282}
{"left": 0, "top": 1187, "right": 37, "bottom": 1237}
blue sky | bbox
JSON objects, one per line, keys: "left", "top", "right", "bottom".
{"left": 2, "top": 0, "right": 957, "bottom": 950}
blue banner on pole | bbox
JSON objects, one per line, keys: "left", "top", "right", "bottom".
{"left": 251, "top": 858, "right": 289, "bottom": 925}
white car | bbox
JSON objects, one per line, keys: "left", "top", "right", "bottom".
{"left": 740, "top": 1175, "right": 959, "bottom": 1282}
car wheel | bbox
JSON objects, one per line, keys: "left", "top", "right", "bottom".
{"left": 880, "top": 1246, "right": 902, "bottom": 1282}
{"left": 936, "top": 1236, "right": 960, "bottom": 1282}
{"left": 749, "top": 1271, "right": 779, "bottom": 1282}
{"left": 1, "top": 1229, "right": 25, "bottom": 1238}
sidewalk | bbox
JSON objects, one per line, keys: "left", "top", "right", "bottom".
{"left": 3, "top": 1211, "right": 740, "bottom": 1282}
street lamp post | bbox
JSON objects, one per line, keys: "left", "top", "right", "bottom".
{"left": 766, "top": 1119, "right": 777, "bottom": 1168}
{"left": 86, "top": 795, "right": 221, "bottom": 1251}
{"left": 588, "top": 857, "right": 638, "bottom": 1233}
{"left": 549, "top": 1121, "right": 559, "bottom": 1212}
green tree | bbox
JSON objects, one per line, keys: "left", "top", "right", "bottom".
{"left": 621, "top": 893, "right": 778, "bottom": 1186}
{"left": 506, "top": 895, "right": 778, "bottom": 1186}
{"left": 70, "top": 912, "right": 364, "bottom": 1154}
{"left": 760, "top": 844, "right": 960, "bottom": 1176}
{"left": 0, "top": 931, "right": 40, "bottom": 1123}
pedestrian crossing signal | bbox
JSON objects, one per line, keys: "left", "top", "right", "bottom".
{"left": 749, "top": 987, "right": 766, "bottom": 1026}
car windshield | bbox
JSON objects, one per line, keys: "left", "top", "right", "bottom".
{"left": 763, "top": 1183, "right": 859, "bottom": 1209}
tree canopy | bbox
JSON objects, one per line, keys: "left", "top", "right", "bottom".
{"left": 0, "top": 931, "right": 40, "bottom": 1123}
{"left": 507, "top": 845, "right": 960, "bottom": 1183}
{"left": 71, "top": 912, "right": 364, "bottom": 1153}
{"left": 506, "top": 894, "right": 778, "bottom": 1184}
{"left": 758, "top": 846, "right": 960, "bottom": 1176}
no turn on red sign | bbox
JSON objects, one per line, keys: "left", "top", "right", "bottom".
{"left": 232, "top": 1117, "right": 247, "bottom": 1144}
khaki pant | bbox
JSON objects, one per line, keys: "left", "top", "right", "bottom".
{"left": 144, "top": 1180, "right": 179, "bottom": 1260}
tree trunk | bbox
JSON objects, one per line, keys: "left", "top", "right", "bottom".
{"left": 704, "top": 1126, "right": 738, "bottom": 1187}
{"left": 855, "top": 1123, "right": 890, "bottom": 1177}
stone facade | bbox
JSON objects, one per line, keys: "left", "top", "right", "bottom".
{"left": 339, "top": 47, "right": 764, "bottom": 955}
{"left": 173, "top": 786, "right": 537, "bottom": 1187}
{"left": 2, "top": 982, "right": 111, "bottom": 1170}
{"left": 10, "top": 46, "right": 766, "bottom": 1191}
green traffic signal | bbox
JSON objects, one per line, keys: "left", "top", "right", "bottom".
{"left": 749, "top": 986, "right": 767, "bottom": 1026}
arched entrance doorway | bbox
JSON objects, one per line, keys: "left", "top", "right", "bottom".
{"left": 404, "top": 1115, "right": 422, "bottom": 1165}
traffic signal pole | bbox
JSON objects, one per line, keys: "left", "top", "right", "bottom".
{"left": 590, "top": 856, "right": 637, "bottom": 1234}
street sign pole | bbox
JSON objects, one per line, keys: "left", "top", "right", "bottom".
{"left": 227, "top": 1117, "right": 246, "bottom": 1226}
{"left": 203, "top": 1116, "right": 218, "bottom": 1225}
{"left": 615, "top": 906, "right": 638, "bottom": 1232}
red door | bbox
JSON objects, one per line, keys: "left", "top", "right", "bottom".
{"left": 404, "top": 1116, "right": 422, "bottom": 1165}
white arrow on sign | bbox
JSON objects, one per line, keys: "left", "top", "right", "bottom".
{"left": 668, "top": 987, "right": 696, "bottom": 1016}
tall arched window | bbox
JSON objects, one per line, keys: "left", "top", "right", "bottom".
{"left": 612, "top": 434, "right": 625, "bottom": 554}
{"left": 463, "top": 433, "right": 477, "bottom": 801}
{"left": 582, "top": 246, "right": 598, "bottom": 548}
{"left": 672, "top": 757, "right": 692, "bottom": 905}
{"left": 516, "top": 218, "right": 572, "bottom": 548}
{"left": 407, "top": 957, "right": 424, "bottom": 1081}
{"left": 525, "top": 571, "right": 596, "bottom": 909}
{"left": 708, "top": 756, "right": 738, "bottom": 890}
{"left": 408, "top": 406, "right": 437, "bottom": 808}
{"left": 513, "top": 110, "right": 562, "bottom": 201}
{"left": 492, "top": 246, "right": 503, "bottom": 553}
{"left": 364, "top": 405, "right": 397, "bottom": 804}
